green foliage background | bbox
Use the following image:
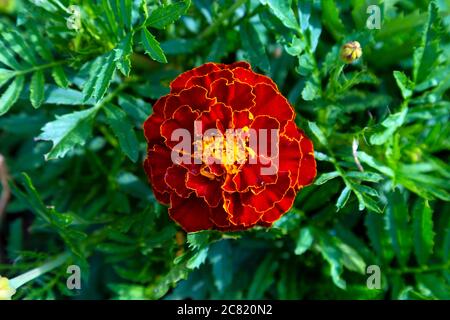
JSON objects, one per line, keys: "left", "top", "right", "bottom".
{"left": 0, "top": 0, "right": 449, "bottom": 300}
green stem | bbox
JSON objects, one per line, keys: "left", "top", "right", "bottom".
{"left": 13, "top": 60, "right": 66, "bottom": 77}
{"left": 388, "top": 262, "right": 450, "bottom": 275}
{"left": 9, "top": 252, "right": 70, "bottom": 289}
{"left": 199, "top": 0, "right": 248, "bottom": 39}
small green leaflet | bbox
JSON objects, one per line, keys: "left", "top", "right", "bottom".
{"left": 240, "top": 21, "right": 270, "bottom": 73}
{"left": 321, "top": 0, "right": 346, "bottom": 40}
{"left": 141, "top": 28, "right": 167, "bottom": 63}
{"left": 370, "top": 108, "right": 407, "bottom": 145}
{"left": 295, "top": 227, "right": 314, "bottom": 255}
{"left": 37, "top": 106, "right": 99, "bottom": 160}
{"left": 104, "top": 104, "right": 140, "bottom": 162}
{"left": 412, "top": 199, "right": 435, "bottom": 265}
{"left": 258, "top": 0, "right": 300, "bottom": 32}
{"left": 308, "top": 121, "right": 327, "bottom": 145}
{"left": 385, "top": 190, "right": 412, "bottom": 266}
{"left": 0, "top": 68, "right": 15, "bottom": 89}
{"left": 114, "top": 34, "right": 133, "bottom": 76}
{"left": 336, "top": 186, "right": 351, "bottom": 211}
{"left": 93, "top": 52, "right": 116, "bottom": 101}
{"left": 30, "top": 70, "right": 45, "bottom": 108}
{"left": 413, "top": 2, "right": 444, "bottom": 84}
{"left": 393, "top": 71, "right": 414, "bottom": 99}
{"left": 0, "top": 75, "right": 24, "bottom": 116}
{"left": 51, "top": 65, "right": 70, "bottom": 88}
{"left": 146, "top": 0, "right": 191, "bottom": 29}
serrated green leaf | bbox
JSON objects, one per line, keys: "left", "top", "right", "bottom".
{"left": 114, "top": 34, "right": 133, "bottom": 76}
{"left": 240, "top": 21, "right": 270, "bottom": 73}
{"left": 141, "top": 29, "right": 167, "bottom": 63}
{"left": 104, "top": 104, "right": 139, "bottom": 162}
{"left": 316, "top": 233, "right": 346, "bottom": 289}
{"left": 393, "top": 71, "right": 414, "bottom": 99}
{"left": 0, "top": 75, "right": 24, "bottom": 116}
{"left": 412, "top": 199, "right": 435, "bottom": 265}
{"left": 370, "top": 108, "right": 407, "bottom": 145}
{"left": 146, "top": 0, "right": 190, "bottom": 29}
{"left": 187, "top": 247, "right": 209, "bottom": 269}
{"left": 93, "top": 52, "right": 116, "bottom": 101}
{"left": 82, "top": 57, "right": 104, "bottom": 102}
{"left": 321, "top": 0, "right": 346, "bottom": 40}
{"left": 259, "top": 0, "right": 299, "bottom": 32}
{"left": 413, "top": 2, "right": 444, "bottom": 84}
{"left": 3, "top": 30, "right": 38, "bottom": 66}
{"left": 37, "top": 106, "right": 99, "bottom": 160}
{"left": 385, "top": 190, "right": 412, "bottom": 266}
{"left": 301, "top": 79, "right": 320, "bottom": 101}
{"left": 51, "top": 65, "right": 70, "bottom": 88}
{"left": 30, "top": 70, "right": 45, "bottom": 108}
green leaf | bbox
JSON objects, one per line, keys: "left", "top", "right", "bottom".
{"left": 37, "top": 106, "right": 99, "bottom": 160}
{"left": 209, "top": 240, "right": 233, "bottom": 292}
{"left": 120, "top": 0, "right": 133, "bottom": 30}
{"left": 93, "top": 51, "right": 116, "bottom": 101}
{"left": 30, "top": 70, "right": 45, "bottom": 108}
{"left": 44, "top": 86, "right": 95, "bottom": 105}
{"left": 0, "top": 68, "right": 15, "bottom": 89}
{"left": 315, "top": 171, "right": 340, "bottom": 185}
{"left": 51, "top": 65, "right": 70, "bottom": 88}
{"left": 0, "top": 39, "right": 22, "bottom": 70}
{"left": 114, "top": 34, "right": 133, "bottom": 76}
{"left": 146, "top": 0, "right": 190, "bottom": 29}
{"left": 370, "top": 108, "right": 408, "bottom": 145}
{"left": 118, "top": 94, "right": 149, "bottom": 126}
{"left": 365, "top": 212, "right": 395, "bottom": 263}
{"left": 259, "top": 0, "right": 299, "bottom": 32}
{"left": 301, "top": 80, "right": 320, "bottom": 101}
{"left": 316, "top": 233, "right": 346, "bottom": 289}
{"left": 385, "top": 190, "right": 412, "bottom": 266}
{"left": 412, "top": 199, "right": 435, "bottom": 265}
{"left": 393, "top": 71, "right": 414, "bottom": 99}
{"left": 82, "top": 57, "right": 104, "bottom": 102}
{"left": 187, "top": 247, "right": 209, "bottom": 269}
{"left": 346, "top": 171, "right": 383, "bottom": 183}
{"left": 0, "top": 75, "right": 24, "bottom": 116}
{"left": 357, "top": 151, "right": 394, "bottom": 177}
{"left": 413, "top": 2, "right": 444, "bottom": 84}
{"left": 141, "top": 29, "right": 167, "bottom": 63}
{"left": 240, "top": 21, "right": 270, "bottom": 73}
{"left": 104, "top": 104, "right": 139, "bottom": 162}
{"left": 308, "top": 121, "right": 327, "bottom": 145}
{"left": 295, "top": 227, "right": 314, "bottom": 255}
{"left": 336, "top": 186, "right": 351, "bottom": 211}
{"left": 247, "top": 254, "right": 279, "bottom": 299}
{"left": 321, "top": 0, "right": 346, "bottom": 40}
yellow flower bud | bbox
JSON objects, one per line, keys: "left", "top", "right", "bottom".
{"left": 0, "top": 276, "right": 16, "bottom": 300}
{"left": 340, "top": 41, "right": 362, "bottom": 64}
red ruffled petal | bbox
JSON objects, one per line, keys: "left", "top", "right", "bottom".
{"left": 186, "top": 172, "right": 223, "bottom": 207}
{"left": 170, "top": 63, "right": 222, "bottom": 93}
{"left": 298, "top": 131, "right": 317, "bottom": 187}
{"left": 209, "top": 79, "right": 255, "bottom": 111}
{"left": 250, "top": 83, "right": 294, "bottom": 127}
{"left": 169, "top": 194, "right": 214, "bottom": 232}
{"left": 165, "top": 165, "right": 192, "bottom": 198}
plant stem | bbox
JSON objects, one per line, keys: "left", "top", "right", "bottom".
{"left": 12, "top": 60, "right": 66, "bottom": 77}
{"left": 199, "top": 0, "right": 248, "bottom": 39}
{"left": 9, "top": 252, "right": 70, "bottom": 289}
{"left": 388, "top": 262, "right": 450, "bottom": 275}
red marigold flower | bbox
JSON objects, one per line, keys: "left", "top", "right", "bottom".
{"left": 143, "top": 62, "right": 316, "bottom": 232}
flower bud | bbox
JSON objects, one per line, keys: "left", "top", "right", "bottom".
{"left": 340, "top": 41, "right": 362, "bottom": 63}
{"left": 0, "top": 276, "right": 16, "bottom": 300}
